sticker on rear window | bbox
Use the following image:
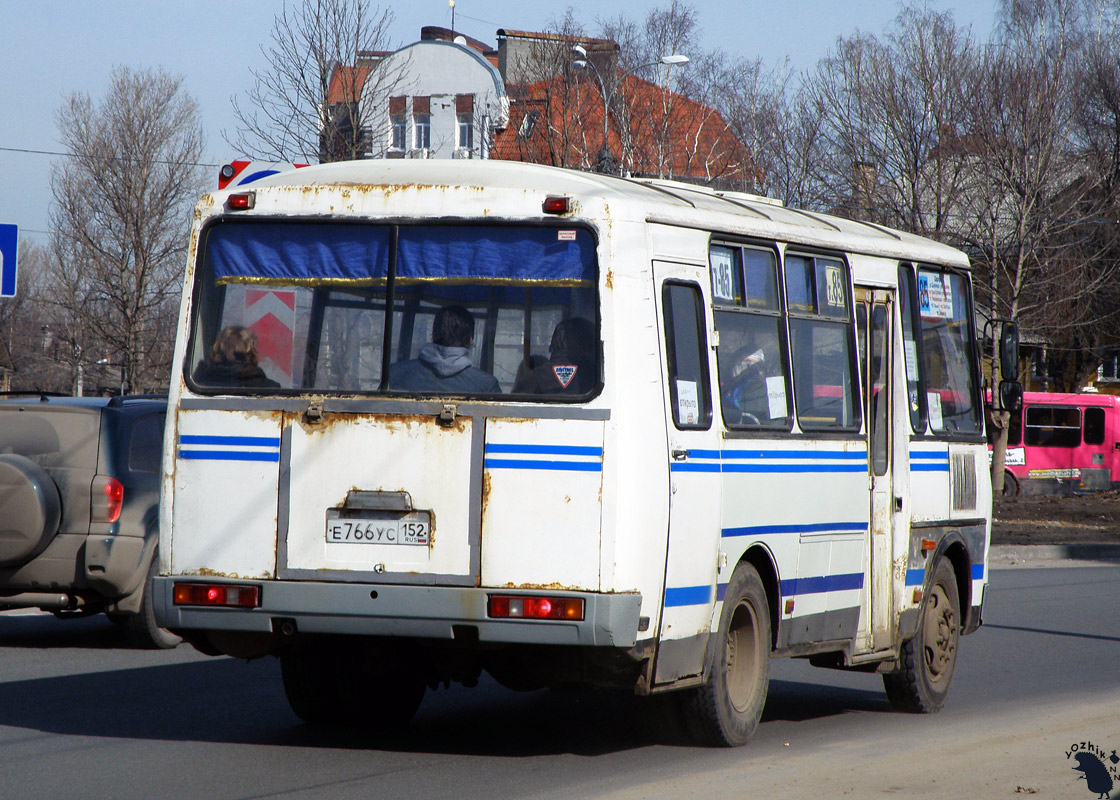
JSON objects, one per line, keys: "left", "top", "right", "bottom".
{"left": 558, "top": 230, "right": 577, "bottom": 241}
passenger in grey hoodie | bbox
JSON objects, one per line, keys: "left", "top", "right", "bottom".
{"left": 390, "top": 305, "right": 501, "bottom": 394}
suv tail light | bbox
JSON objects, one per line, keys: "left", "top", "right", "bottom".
{"left": 91, "top": 476, "right": 124, "bottom": 523}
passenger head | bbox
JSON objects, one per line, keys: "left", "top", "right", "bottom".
{"left": 432, "top": 305, "right": 475, "bottom": 348}
{"left": 211, "top": 325, "right": 260, "bottom": 366}
{"left": 549, "top": 318, "right": 595, "bottom": 361}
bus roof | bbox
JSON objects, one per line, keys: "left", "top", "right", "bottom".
{"left": 1020, "top": 391, "right": 1120, "bottom": 407}
{"left": 233, "top": 159, "right": 971, "bottom": 268}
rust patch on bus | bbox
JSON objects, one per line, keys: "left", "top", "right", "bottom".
{"left": 481, "top": 472, "right": 492, "bottom": 520}
{"left": 497, "top": 581, "right": 587, "bottom": 592}
{"left": 295, "top": 411, "right": 467, "bottom": 435}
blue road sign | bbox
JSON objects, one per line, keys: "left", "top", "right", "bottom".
{"left": 0, "top": 223, "right": 17, "bottom": 298}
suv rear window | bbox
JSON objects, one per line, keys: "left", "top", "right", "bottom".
{"left": 0, "top": 408, "right": 99, "bottom": 469}
{"left": 188, "top": 221, "right": 600, "bottom": 400}
{"left": 128, "top": 413, "right": 165, "bottom": 473}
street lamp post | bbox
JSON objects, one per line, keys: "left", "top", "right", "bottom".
{"left": 571, "top": 44, "right": 689, "bottom": 174}
{"left": 95, "top": 358, "right": 127, "bottom": 396}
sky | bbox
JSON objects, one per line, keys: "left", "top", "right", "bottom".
{"left": 0, "top": 0, "right": 998, "bottom": 246}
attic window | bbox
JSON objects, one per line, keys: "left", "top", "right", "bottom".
{"left": 518, "top": 111, "right": 541, "bottom": 140}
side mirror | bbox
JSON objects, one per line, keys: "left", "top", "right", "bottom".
{"left": 998, "top": 380, "right": 1023, "bottom": 413}
{"left": 999, "top": 323, "right": 1019, "bottom": 381}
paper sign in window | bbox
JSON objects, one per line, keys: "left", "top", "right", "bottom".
{"left": 710, "top": 248, "right": 737, "bottom": 303}
{"left": 918, "top": 272, "right": 954, "bottom": 319}
{"left": 766, "top": 376, "right": 786, "bottom": 420}
{"left": 927, "top": 392, "right": 944, "bottom": 429}
{"left": 676, "top": 380, "right": 699, "bottom": 425}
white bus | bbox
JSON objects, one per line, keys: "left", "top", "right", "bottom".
{"left": 155, "top": 160, "right": 992, "bottom": 746}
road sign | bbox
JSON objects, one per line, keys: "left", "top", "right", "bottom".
{"left": 0, "top": 223, "right": 17, "bottom": 298}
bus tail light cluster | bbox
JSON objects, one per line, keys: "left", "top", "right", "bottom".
{"left": 173, "top": 583, "right": 260, "bottom": 608}
{"left": 488, "top": 594, "right": 584, "bottom": 621}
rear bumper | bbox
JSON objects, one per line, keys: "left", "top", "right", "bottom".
{"left": 153, "top": 577, "right": 642, "bottom": 648}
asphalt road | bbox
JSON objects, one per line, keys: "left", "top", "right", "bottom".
{"left": 0, "top": 564, "right": 1117, "bottom": 800}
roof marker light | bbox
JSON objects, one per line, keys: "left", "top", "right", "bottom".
{"left": 227, "top": 192, "right": 255, "bottom": 211}
{"left": 542, "top": 196, "right": 570, "bottom": 215}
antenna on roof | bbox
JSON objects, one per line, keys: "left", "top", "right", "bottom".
{"left": 449, "top": 0, "right": 455, "bottom": 33}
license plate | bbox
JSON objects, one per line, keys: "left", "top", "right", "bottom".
{"left": 325, "top": 511, "right": 431, "bottom": 545}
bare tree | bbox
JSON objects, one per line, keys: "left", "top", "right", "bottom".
{"left": 49, "top": 66, "right": 206, "bottom": 394}
{"left": 227, "top": 0, "right": 399, "bottom": 163}
{"left": 501, "top": 13, "right": 606, "bottom": 171}
{"left": 803, "top": 6, "right": 979, "bottom": 233}
{"left": 0, "top": 241, "right": 61, "bottom": 391}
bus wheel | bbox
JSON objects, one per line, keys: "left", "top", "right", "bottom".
{"left": 679, "top": 563, "right": 771, "bottom": 746}
{"left": 280, "top": 641, "right": 426, "bottom": 728}
{"left": 883, "top": 559, "right": 960, "bottom": 713}
{"left": 1002, "top": 471, "right": 1020, "bottom": 497}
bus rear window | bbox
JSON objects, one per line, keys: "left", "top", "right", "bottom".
{"left": 188, "top": 222, "right": 600, "bottom": 399}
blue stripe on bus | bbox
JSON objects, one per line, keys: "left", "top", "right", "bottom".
{"left": 721, "top": 462, "right": 867, "bottom": 473}
{"left": 906, "top": 564, "right": 985, "bottom": 587}
{"left": 723, "top": 520, "right": 868, "bottom": 538}
{"left": 179, "top": 434, "right": 281, "bottom": 448}
{"left": 484, "top": 444, "right": 603, "bottom": 457}
{"left": 484, "top": 459, "right": 602, "bottom": 472}
{"left": 664, "top": 585, "right": 714, "bottom": 607}
{"left": 911, "top": 463, "right": 951, "bottom": 472}
{"left": 721, "top": 449, "right": 867, "bottom": 460}
{"left": 780, "top": 572, "right": 864, "bottom": 596}
{"left": 178, "top": 449, "right": 280, "bottom": 463}
{"left": 717, "top": 572, "right": 865, "bottom": 602}
{"left": 909, "top": 450, "right": 949, "bottom": 459}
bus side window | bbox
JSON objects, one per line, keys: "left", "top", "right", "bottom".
{"left": 1084, "top": 407, "right": 1105, "bottom": 446}
{"left": 1024, "top": 406, "right": 1081, "bottom": 448}
{"left": 662, "top": 282, "right": 713, "bottom": 430}
{"left": 711, "top": 245, "right": 790, "bottom": 430}
{"left": 897, "top": 264, "right": 927, "bottom": 433}
{"left": 785, "top": 254, "right": 861, "bottom": 431}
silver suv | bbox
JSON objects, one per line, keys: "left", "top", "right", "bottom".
{"left": 0, "top": 394, "right": 177, "bottom": 648}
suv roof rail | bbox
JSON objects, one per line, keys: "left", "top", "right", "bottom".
{"left": 106, "top": 394, "right": 169, "bottom": 407}
{"left": 0, "top": 391, "right": 70, "bottom": 401}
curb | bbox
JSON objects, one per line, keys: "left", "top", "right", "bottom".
{"left": 990, "top": 543, "right": 1120, "bottom": 566}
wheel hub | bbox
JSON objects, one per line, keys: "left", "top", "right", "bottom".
{"left": 922, "top": 584, "right": 958, "bottom": 684}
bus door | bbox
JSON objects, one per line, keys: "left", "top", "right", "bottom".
{"left": 652, "top": 263, "right": 722, "bottom": 684}
{"left": 856, "top": 287, "right": 894, "bottom": 650}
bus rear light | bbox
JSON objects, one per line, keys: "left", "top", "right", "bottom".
{"left": 227, "top": 192, "right": 255, "bottom": 210}
{"left": 488, "top": 594, "right": 584, "bottom": 621}
{"left": 91, "top": 476, "right": 124, "bottom": 523}
{"left": 174, "top": 582, "right": 260, "bottom": 608}
{"left": 921, "top": 538, "right": 937, "bottom": 552}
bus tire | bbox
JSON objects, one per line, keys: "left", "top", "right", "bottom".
{"left": 678, "top": 563, "right": 771, "bottom": 747}
{"left": 280, "top": 641, "right": 426, "bottom": 728}
{"left": 1002, "top": 471, "right": 1020, "bottom": 497}
{"left": 883, "top": 559, "right": 960, "bottom": 713}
